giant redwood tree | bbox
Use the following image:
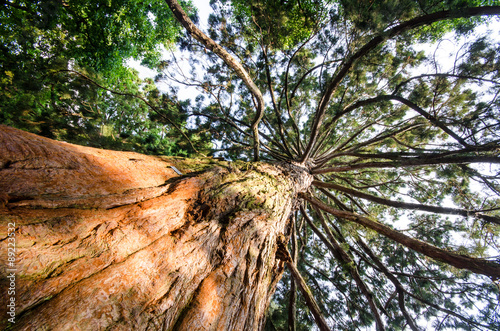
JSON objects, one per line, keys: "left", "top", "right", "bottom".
{"left": 1, "top": 0, "right": 500, "bottom": 330}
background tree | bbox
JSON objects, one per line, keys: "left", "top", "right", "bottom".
{"left": 1, "top": 0, "right": 500, "bottom": 330}
{"left": 0, "top": 0, "right": 210, "bottom": 156}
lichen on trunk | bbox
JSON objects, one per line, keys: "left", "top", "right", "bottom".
{"left": 0, "top": 126, "right": 312, "bottom": 330}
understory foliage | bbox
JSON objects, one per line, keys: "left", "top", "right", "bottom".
{"left": 2, "top": 0, "right": 500, "bottom": 330}
{"left": 0, "top": 0, "right": 210, "bottom": 156}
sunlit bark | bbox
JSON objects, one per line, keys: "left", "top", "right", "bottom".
{"left": 0, "top": 126, "right": 312, "bottom": 330}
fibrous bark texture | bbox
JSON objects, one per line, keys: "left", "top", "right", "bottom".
{"left": 0, "top": 125, "right": 312, "bottom": 330}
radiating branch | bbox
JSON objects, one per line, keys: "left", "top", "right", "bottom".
{"left": 380, "top": 95, "right": 469, "bottom": 147}
{"left": 300, "top": 6, "right": 500, "bottom": 162}
{"left": 59, "top": 69, "right": 203, "bottom": 156}
{"left": 165, "top": 0, "right": 265, "bottom": 161}
{"left": 312, "top": 180, "right": 500, "bottom": 225}
{"left": 394, "top": 73, "right": 500, "bottom": 95}
{"left": 313, "top": 155, "right": 500, "bottom": 174}
{"left": 262, "top": 46, "right": 295, "bottom": 159}
{"left": 357, "top": 239, "right": 421, "bottom": 331}
{"left": 302, "top": 206, "right": 386, "bottom": 331}
{"left": 404, "top": 290, "right": 494, "bottom": 329}
{"left": 300, "top": 193, "right": 500, "bottom": 278}
{"left": 288, "top": 216, "right": 298, "bottom": 331}
{"left": 276, "top": 236, "right": 332, "bottom": 331}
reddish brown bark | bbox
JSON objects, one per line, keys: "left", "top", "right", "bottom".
{"left": 0, "top": 125, "right": 312, "bottom": 330}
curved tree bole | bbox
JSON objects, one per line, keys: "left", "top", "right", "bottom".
{"left": 0, "top": 125, "right": 312, "bottom": 330}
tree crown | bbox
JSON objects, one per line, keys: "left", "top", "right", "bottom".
{"left": 1, "top": 0, "right": 500, "bottom": 329}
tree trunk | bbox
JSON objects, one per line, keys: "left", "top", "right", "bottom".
{"left": 0, "top": 125, "right": 312, "bottom": 330}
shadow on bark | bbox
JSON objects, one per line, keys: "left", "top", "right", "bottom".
{"left": 0, "top": 125, "right": 311, "bottom": 330}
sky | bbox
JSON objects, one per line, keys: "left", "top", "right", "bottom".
{"left": 125, "top": 4, "right": 500, "bottom": 327}
{"left": 127, "top": 0, "right": 212, "bottom": 87}
{"left": 129, "top": 1, "right": 500, "bottom": 99}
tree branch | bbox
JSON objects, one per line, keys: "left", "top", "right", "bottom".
{"left": 381, "top": 95, "right": 469, "bottom": 147}
{"left": 262, "top": 47, "right": 294, "bottom": 159}
{"left": 288, "top": 216, "right": 298, "bottom": 331}
{"left": 357, "top": 239, "right": 421, "bottom": 331}
{"left": 164, "top": 0, "right": 265, "bottom": 161}
{"left": 303, "top": 206, "right": 386, "bottom": 330}
{"left": 312, "top": 155, "right": 500, "bottom": 174}
{"left": 300, "top": 193, "right": 500, "bottom": 278}
{"left": 276, "top": 236, "right": 331, "bottom": 331}
{"left": 300, "top": 6, "right": 500, "bottom": 162}
{"left": 312, "top": 180, "right": 500, "bottom": 225}
{"left": 394, "top": 73, "right": 500, "bottom": 95}
{"left": 59, "top": 69, "right": 203, "bottom": 156}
